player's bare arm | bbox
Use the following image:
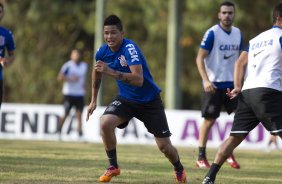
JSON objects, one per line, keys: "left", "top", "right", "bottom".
{"left": 0, "top": 50, "right": 15, "bottom": 68}
{"left": 196, "top": 48, "right": 215, "bottom": 93}
{"left": 95, "top": 60, "right": 143, "bottom": 87}
{"left": 57, "top": 73, "right": 79, "bottom": 82}
{"left": 86, "top": 68, "right": 102, "bottom": 121}
{"left": 227, "top": 51, "right": 248, "bottom": 99}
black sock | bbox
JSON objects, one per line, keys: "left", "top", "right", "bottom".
{"left": 57, "top": 124, "right": 62, "bottom": 134}
{"left": 106, "top": 149, "right": 118, "bottom": 168}
{"left": 78, "top": 130, "right": 83, "bottom": 137}
{"left": 205, "top": 163, "right": 221, "bottom": 181}
{"left": 173, "top": 156, "right": 184, "bottom": 172}
{"left": 198, "top": 147, "right": 206, "bottom": 160}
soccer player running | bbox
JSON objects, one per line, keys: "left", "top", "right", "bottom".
{"left": 0, "top": 3, "right": 15, "bottom": 109}
{"left": 202, "top": 3, "right": 282, "bottom": 183}
{"left": 86, "top": 15, "right": 187, "bottom": 183}
{"left": 57, "top": 49, "right": 88, "bottom": 139}
{"left": 195, "top": 1, "right": 242, "bottom": 169}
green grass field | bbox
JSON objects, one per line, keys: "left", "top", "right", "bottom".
{"left": 0, "top": 140, "right": 281, "bottom": 184}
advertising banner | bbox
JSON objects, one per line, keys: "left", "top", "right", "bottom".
{"left": 0, "top": 103, "right": 280, "bottom": 150}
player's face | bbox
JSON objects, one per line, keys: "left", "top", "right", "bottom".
{"left": 70, "top": 50, "right": 81, "bottom": 62}
{"left": 218, "top": 6, "right": 235, "bottom": 28}
{"left": 0, "top": 7, "right": 4, "bottom": 21}
{"left": 104, "top": 25, "right": 124, "bottom": 51}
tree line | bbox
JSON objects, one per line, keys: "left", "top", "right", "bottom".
{"left": 2, "top": 0, "right": 280, "bottom": 109}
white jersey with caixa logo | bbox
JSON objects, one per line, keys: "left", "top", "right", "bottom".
{"left": 242, "top": 27, "right": 282, "bottom": 92}
{"left": 60, "top": 60, "right": 88, "bottom": 96}
{"left": 202, "top": 25, "right": 242, "bottom": 82}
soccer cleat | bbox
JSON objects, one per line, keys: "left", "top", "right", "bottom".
{"left": 99, "top": 166, "right": 120, "bottom": 182}
{"left": 174, "top": 169, "right": 187, "bottom": 183}
{"left": 202, "top": 176, "right": 214, "bottom": 184}
{"left": 196, "top": 159, "right": 211, "bottom": 169}
{"left": 226, "top": 154, "right": 240, "bottom": 169}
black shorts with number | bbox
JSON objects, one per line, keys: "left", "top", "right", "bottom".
{"left": 103, "top": 95, "right": 171, "bottom": 138}
{"left": 201, "top": 88, "right": 238, "bottom": 119}
{"left": 231, "top": 88, "right": 282, "bottom": 136}
{"left": 63, "top": 95, "right": 84, "bottom": 113}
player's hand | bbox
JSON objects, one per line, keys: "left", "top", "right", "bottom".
{"left": 68, "top": 75, "right": 79, "bottom": 82}
{"left": 226, "top": 88, "right": 240, "bottom": 99}
{"left": 86, "top": 101, "right": 97, "bottom": 121}
{"left": 203, "top": 80, "right": 216, "bottom": 93}
{"left": 95, "top": 61, "right": 108, "bottom": 73}
{"left": 0, "top": 58, "right": 9, "bottom": 68}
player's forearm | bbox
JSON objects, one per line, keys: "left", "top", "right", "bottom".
{"left": 234, "top": 52, "right": 248, "bottom": 90}
{"left": 91, "top": 69, "right": 102, "bottom": 103}
{"left": 196, "top": 58, "right": 210, "bottom": 82}
{"left": 105, "top": 68, "right": 143, "bottom": 87}
{"left": 57, "top": 75, "right": 72, "bottom": 82}
{"left": 5, "top": 55, "right": 14, "bottom": 64}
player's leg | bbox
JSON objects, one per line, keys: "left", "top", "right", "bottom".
{"left": 202, "top": 135, "right": 245, "bottom": 184}
{"left": 76, "top": 110, "right": 83, "bottom": 137}
{"left": 267, "top": 134, "right": 278, "bottom": 151}
{"left": 223, "top": 90, "right": 241, "bottom": 169}
{"left": 58, "top": 95, "right": 72, "bottom": 135}
{"left": 99, "top": 98, "right": 133, "bottom": 182}
{"left": 198, "top": 118, "right": 215, "bottom": 166}
{"left": 135, "top": 95, "right": 187, "bottom": 183}
{"left": 155, "top": 137, "right": 187, "bottom": 183}
{"left": 74, "top": 96, "right": 84, "bottom": 137}
{"left": 203, "top": 90, "right": 259, "bottom": 184}
{"left": 197, "top": 89, "right": 221, "bottom": 168}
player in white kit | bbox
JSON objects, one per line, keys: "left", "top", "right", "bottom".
{"left": 196, "top": 1, "right": 242, "bottom": 169}
{"left": 202, "top": 3, "right": 282, "bottom": 183}
{"left": 57, "top": 49, "right": 88, "bottom": 139}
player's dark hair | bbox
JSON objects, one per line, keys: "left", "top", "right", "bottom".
{"left": 273, "top": 3, "right": 282, "bottom": 24}
{"left": 219, "top": 1, "right": 235, "bottom": 11}
{"left": 0, "top": 3, "right": 4, "bottom": 11}
{"left": 104, "top": 15, "right": 123, "bottom": 31}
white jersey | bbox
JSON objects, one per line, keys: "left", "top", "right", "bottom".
{"left": 203, "top": 25, "right": 242, "bottom": 82}
{"left": 60, "top": 60, "right": 88, "bottom": 96}
{"left": 242, "top": 27, "right": 282, "bottom": 92}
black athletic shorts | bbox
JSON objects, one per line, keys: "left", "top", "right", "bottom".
{"left": 103, "top": 95, "right": 171, "bottom": 138}
{"left": 201, "top": 88, "right": 238, "bottom": 119}
{"left": 231, "top": 88, "right": 282, "bottom": 136}
{"left": 63, "top": 95, "right": 84, "bottom": 113}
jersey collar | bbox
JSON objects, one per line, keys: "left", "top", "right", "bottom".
{"left": 272, "top": 25, "right": 282, "bottom": 29}
{"left": 218, "top": 23, "right": 232, "bottom": 35}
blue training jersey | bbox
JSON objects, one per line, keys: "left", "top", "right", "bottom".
{"left": 0, "top": 26, "right": 16, "bottom": 80}
{"left": 95, "top": 38, "right": 161, "bottom": 104}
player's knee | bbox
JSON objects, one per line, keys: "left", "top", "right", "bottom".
{"left": 203, "top": 118, "right": 215, "bottom": 128}
{"left": 100, "top": 116, "right": 115, "bottom": 132}
{"left": 158, "top": 143, "right": 171, "bottom": 155}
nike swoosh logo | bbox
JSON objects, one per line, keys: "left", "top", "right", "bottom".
{"left": 223, "top": 54, "right": 234, "bottom": 60}
{"left": 162, "top": 130, "right": 169, "bottom": 134}
{"left": 254, "top": 50, "right": 265, "bottom": 57}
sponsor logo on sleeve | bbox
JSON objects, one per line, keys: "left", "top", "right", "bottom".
{"left": 126, "top": 44, "right": 139, "bottom": 62}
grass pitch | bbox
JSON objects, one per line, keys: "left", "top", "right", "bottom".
{"left": 0, "top": 140, "right": 281, "bottom": 184}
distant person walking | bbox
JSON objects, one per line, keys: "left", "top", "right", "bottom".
{"left": 57, "top": 49, "right": 88, "bottom": 139}
{"left": 0, "top": 2, "right": 16, "bottom": 109}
